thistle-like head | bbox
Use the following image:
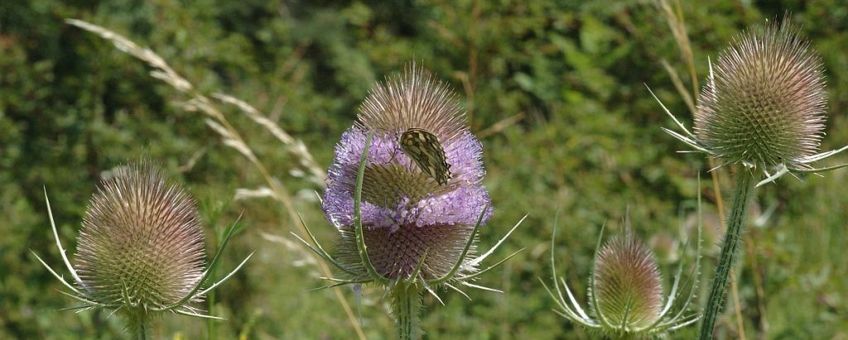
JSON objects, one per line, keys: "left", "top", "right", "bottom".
{"left": 592, "top": 232, "right": 664, "bottom": 330}
{"left": 34, "top": 162, "right": 251, "bottom": 333}
{"left": 654, "top": 19, "right": 847, "bottom": 186}
{"left": 695, "top": 20, "right": 826, "bottom": 170}
{"left": 75, "top": 163, "right": 206, "bottom": 310}
{"left": 322, "top": 63, "right": 496, "bottom": 284}
{"left": 543, "top": 221, "right": 701, "bottom": 337}
{"left": 306, "top": 63, "right": 520, "bottom": 302}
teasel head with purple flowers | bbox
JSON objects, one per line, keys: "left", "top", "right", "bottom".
{"left": 541, "top": 210, "right": 702, "bottom": 337}
{"left": 652, "top": 19, "right": 848, "bottom": 187}
{"left": 298, "top": 63, "right": 523, "bottom": 339}
{"left": 33, "top": 162, "right": 252, "bottom": 338}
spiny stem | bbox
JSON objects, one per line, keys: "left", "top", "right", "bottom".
{"left": 127, "top": 309, "right": 149, "bottom": 340}
{"left": 700, "top": 171, "right": 755, "bottom": 339}
{"left": 392, "top": 282, "right": 422, "bottom": 340}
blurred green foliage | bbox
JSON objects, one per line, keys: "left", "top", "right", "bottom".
{"left": 2, "top": 0, "right": 847, "bottom": 338}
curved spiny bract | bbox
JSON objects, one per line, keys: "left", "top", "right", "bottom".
{"left": 543, "top": 217, "right": 702, "bottom": 338}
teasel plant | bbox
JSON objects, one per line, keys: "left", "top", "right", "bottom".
{"left": 32, "top": 162, "right": 252, "bottom": 339}
{"left": 541, "top": 194, "right": 703, "bottom": 338}
{"left": 650, "top": 19, "right": 848, "bottom": 339}
{"left": 64, "top": 19, "right": 367, "bottom": 338}
{"left": 294, "top": 64, "right": 524, "bottom": 339}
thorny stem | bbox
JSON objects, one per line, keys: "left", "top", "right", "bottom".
{"left": 127, "top": 309, "right": 148, "bottom": 340}
{"left": 700, "top": 171, "right": 755, "bottom": 339}
{"left": 656, "top": 1, "right": 748, "bottom": 334}
{"left": 392, "top": 282, "right": 422, "bottom": 340}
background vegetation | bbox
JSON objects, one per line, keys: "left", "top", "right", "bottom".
{"left": 1, "top": 0, "right": 846, "bottom": 338}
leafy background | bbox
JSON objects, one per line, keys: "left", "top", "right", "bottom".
{"left": 1, "top": 0, "right": 847, "bottom": 338}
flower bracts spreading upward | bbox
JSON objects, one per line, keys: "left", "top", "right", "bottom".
{"left": 308, "top": 63, "right": 522, "bottom": 339}
{"left": 542, "top": 221, "right": 701, "bottom": 337}
{"left": 593, "top": 232, "right": 664, "bottom": 329}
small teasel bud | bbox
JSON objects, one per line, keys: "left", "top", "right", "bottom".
{"left": 544, "top": 220, "right": 701, "bottom": 337}
{"left": 592, "top": 232, "right": 663, "bottom": 330}
{"left": 34, "top": 162, "right": 252, "bottom": 338}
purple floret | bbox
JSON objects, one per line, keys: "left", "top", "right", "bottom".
{"left": 322, "top": 126, "right": 492, "bottom": 231}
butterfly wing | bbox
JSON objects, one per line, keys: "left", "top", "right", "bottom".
{"left": 400, "top": 128, "right": 452, "bottom": 185}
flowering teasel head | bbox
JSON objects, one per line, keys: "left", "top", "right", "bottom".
{"left": 542, "top": 214, "right": 702, "bottom": 337}
{"left": 653, "top": 19, "right": 848, "bottom": 187}
{"left": 299, "top": 64, "right": 522, "bottom": 338}
{"left": 33, "top": 163, "right": 252, "bottom": 335}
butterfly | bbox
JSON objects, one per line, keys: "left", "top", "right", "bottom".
{"left": 399, "top": 128, "right": 452, "bottom": 185}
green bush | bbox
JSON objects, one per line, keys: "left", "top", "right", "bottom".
{"left": 1, "top": 0, "right": 846, "bottom": 338}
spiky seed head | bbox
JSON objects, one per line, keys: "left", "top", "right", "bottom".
{"left": 74, "top": 163, "right": 205, "bottom": 309}
{"left": 694, "top": 20, "right": 826, "bottom": 169}
{"left": 357, "top": 63, "right": 466, "bottom": 143}
{"left": 335, "top": 224, "right": 476, "bottom": 280}
{"left": 323, "top": 63, "right": 491, "bottom": 284}
{"left": 592, "top": 232, "right": 663, "bottom": 330}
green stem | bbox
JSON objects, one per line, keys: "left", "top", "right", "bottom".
{"left": 392, "top": 282, "right": 422, "bottom": 340}
{"left": 127, "top": 309, "right": 149, "bottom": 340}
{"left": 699, "top": 171, "right": 755, "bottom": 339}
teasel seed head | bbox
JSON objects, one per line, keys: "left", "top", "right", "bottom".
{"left": 75, "top": 163, "right": 205, "bottom": 309}
{"left": 695, "top": 20, "right": 826, "bottom": 170}
{"left": 34, "top": 161, "right": 253, "bottom": 332}
{"left": 306, "top": 64, "right": 521, "bottom": 321}
{"left": 322, "top": 63, "right": 494, "bottom": 283}
{"left": 654, "top": 18, "right": 848, "bottom": 186}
